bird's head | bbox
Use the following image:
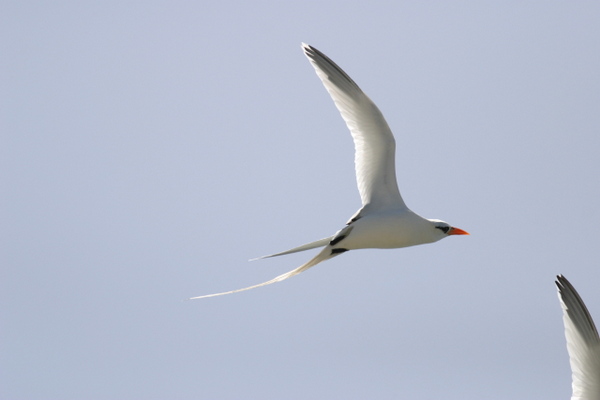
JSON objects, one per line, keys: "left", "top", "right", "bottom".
{"left": 428, "top": 219, "right": 470, "bottom": 239}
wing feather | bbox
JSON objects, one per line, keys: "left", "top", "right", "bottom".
{"left": 302, "top": 43, "right": 406, "bottom": 211}
{"left": 556, "top": 275, "right": 600, "bottom": 400}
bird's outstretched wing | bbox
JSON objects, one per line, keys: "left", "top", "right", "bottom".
{"left": 302, "top": 43, "right": 406, "bottom": 212}
{"left": 556, "top": 275, "right": 600, "bottom": 400}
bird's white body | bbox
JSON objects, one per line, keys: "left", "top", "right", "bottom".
{"left": 339, "top": 210, "right": 445, "bottom": 250}
{"left": 190, "top": 44, "right": 468, "bottom": 300}
{"left": 556, "top": 275, "right": 600, "bottom": 400}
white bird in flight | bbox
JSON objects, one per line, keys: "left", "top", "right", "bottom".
{"left": 556, "top": 275, "right": 600, "bottom": 399}
{"left": 190, "top": 43, "right": 469, "bottom": 300}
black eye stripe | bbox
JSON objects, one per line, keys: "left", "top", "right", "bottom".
{"left": 436, "top": 226, "right": 450, "bottom": 234}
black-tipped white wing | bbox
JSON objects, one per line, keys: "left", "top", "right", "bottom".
{"left": 556, "top": 275, "right": 600, "bottom": 400}
{"left": 302, "top": 43, "right": 406, "bottom": 212}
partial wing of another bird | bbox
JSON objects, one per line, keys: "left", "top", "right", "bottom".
{"left": 556, "top": 275, "right": 600, "bottom": 400}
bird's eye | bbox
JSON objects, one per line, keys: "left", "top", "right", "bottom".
{"left": 436, "top": 225, "right": 450, "bottom": 234}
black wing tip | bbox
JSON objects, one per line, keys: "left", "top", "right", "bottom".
{"left": 555, "top": 274, "right": 600, "bottom": 338}
{"left": 300, "top": 42, "right": 330, "bottom": 61}
{"left": 301, "top": 42, "right": 319, "bottom": 59}
{"left": 556, "top": 274, "right": 575, "bottom": 299}
{"left": 299, "top": 42, "right": 361, "bottom": 92}
{"left": 556, "top": 274, "right": 577, "bottom": 295}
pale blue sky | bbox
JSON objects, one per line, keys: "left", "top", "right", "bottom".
{"left": 3, "top": 1, "right": 600, "bottom": 399}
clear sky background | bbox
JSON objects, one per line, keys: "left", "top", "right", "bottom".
{"left": 3, "top": 2, "right": 600, "bottom": 399}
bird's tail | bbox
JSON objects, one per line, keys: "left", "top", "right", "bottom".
{"left": 190, "top": 246, "right": 338, "bottom": 300}
{"left": 249, "top": 236, "right": 333, "bottom": 261}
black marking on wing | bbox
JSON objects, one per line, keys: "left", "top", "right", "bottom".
{"left": 330, "top": 235, "right": 347, "bottom": 246}
{"left": 347, "top": 215, "right": 361, "bottom": 225}
{"left": 331, "top": 248, "right": 348, "bottom": 255}
{"left": 346, "top": 206, "right": 366, "bottom": 225}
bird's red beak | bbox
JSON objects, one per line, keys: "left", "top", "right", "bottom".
{"left": 448, "top": 227, "right": 470, "bottom": 235}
